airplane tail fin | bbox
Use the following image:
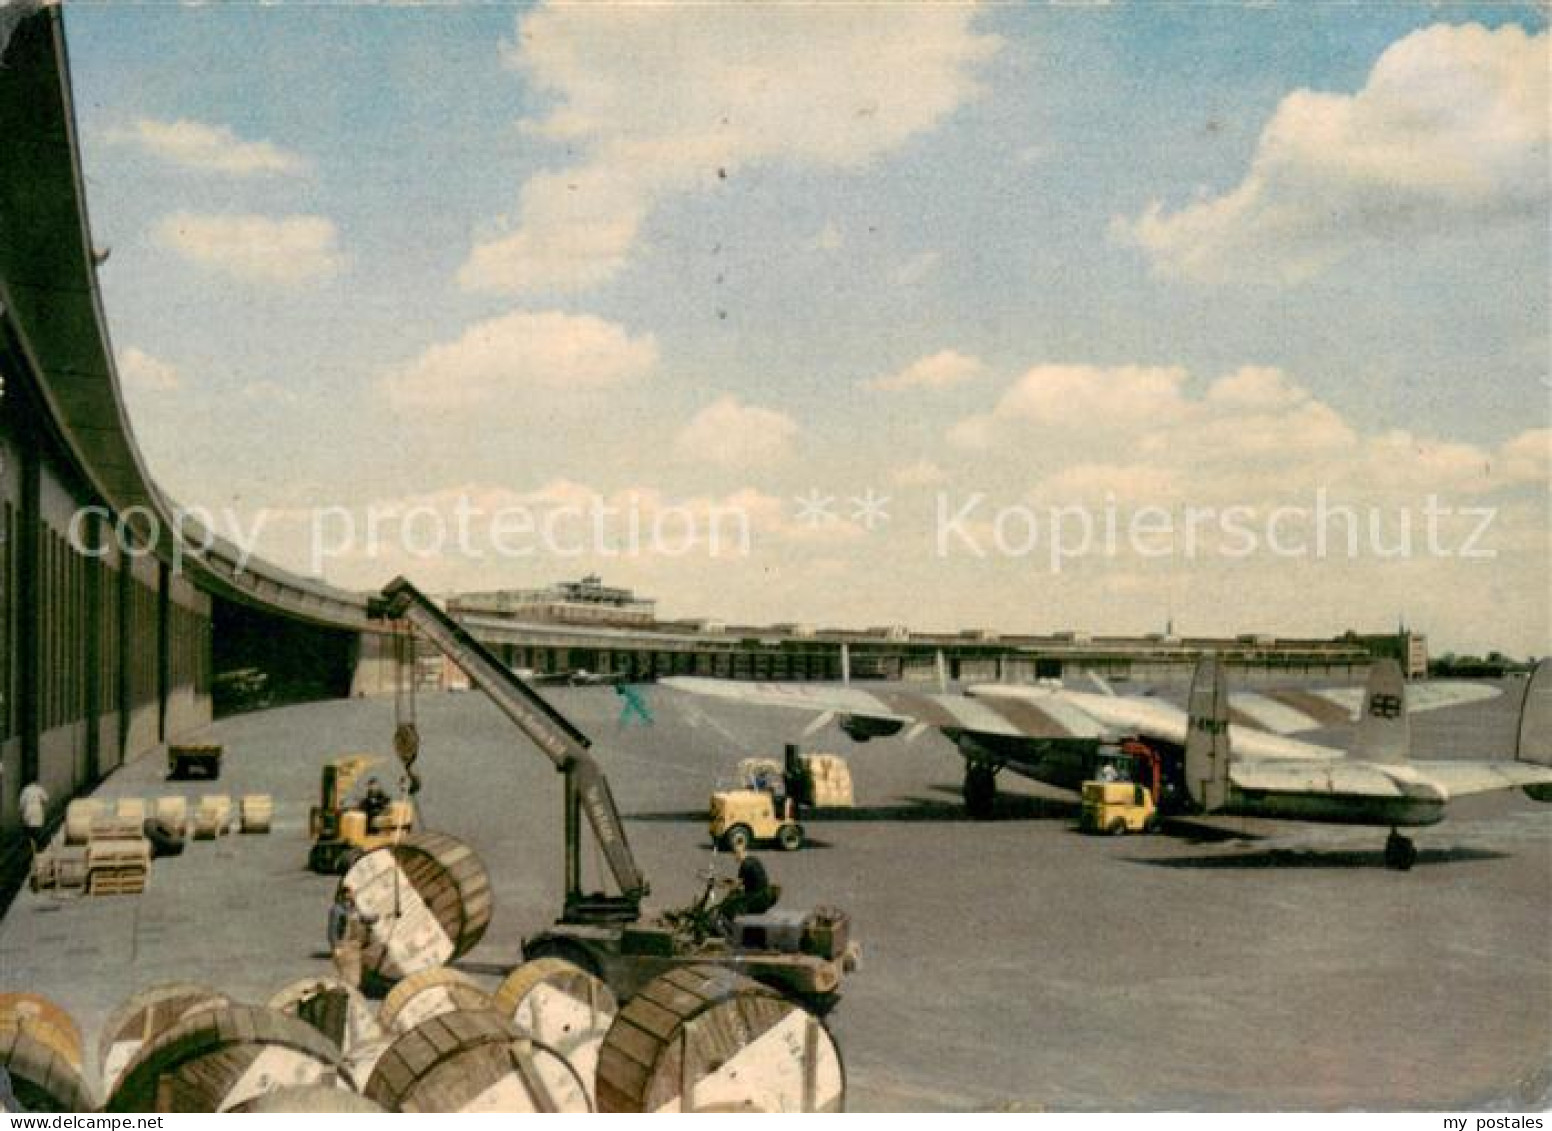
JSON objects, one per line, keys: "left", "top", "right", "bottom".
{"left": 1354, "top": 660, "right": 1410, "bottom": 765}
{"left": 1184, "top": 655, "right": 1231, "bottom": 812}
{"left": 1515, "top": 659, "right": 1552, "bottom": 801}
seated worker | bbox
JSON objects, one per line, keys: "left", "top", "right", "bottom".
{"left": 721, "top": 842, "right": 780, "bottom": 920}
{"left": 359, "top": 777, "right": 391, "bottom": 825}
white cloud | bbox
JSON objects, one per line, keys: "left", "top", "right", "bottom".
{"left": 113, "top": 117, "right": 305, "bottom": 176}
{"left": 155, "top": 212, "right": 343, "bottom": 284}
{"left": 382, "top": 310, "right": 658, "bottom": 412}
{"left": 675, "top": 395, "right": 798, "bottom": 467}
{"left": 246, "top": 477, "right": 860, "bottom": 590}
{"left": 866, "top": 349, "right": 984, "bottom": 392}
{"left": 118, "top": 347, "right": 182, "bottom": 392}
{"left": 1499, "top": 428, "right": 1551, "bottom": 484}
{"left": 953, "top": 361, "right": 1543, "bottom": 508}
{"left": 951, "top": 364, "right": 1195, "bottom": 446}
{"left": 460, "top": 3, "right": 999, "bottom": 294}
{"left": 1115, "top": 22, "right": 1548, "bottom": 281}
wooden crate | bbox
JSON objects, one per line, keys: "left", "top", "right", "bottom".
{"left": 88, "top": 838, "right": 152, "bottom": 871}
{"left": 90, "top": 815, "right": 144, "bottom": 841}
{"left": 85, "top": 839, "right": 150, "bottom": 897}
{"left": 239, "top": 794, "right": 273, "bottom": 834}
{"left": 64, "top": 800, "right": 104, "bottom": 845}
{"left": 87, "top": 867, "right": 148, "bottom": 896}
{"left": 153, "top": 796, "right": 189, "bottom": 838}
{"left": 33, "top": 846, "right": 90, "bottom": 891}
{"left": 193, "top": 795, "right": 232, "bottom": 839}
{"left": 29, "top": 851, "right": 56, "bottom": 892}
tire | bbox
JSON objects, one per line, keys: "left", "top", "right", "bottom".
{"left": 1143, "top": 815, "right": 1161, "bottom": 835}
{"left": 963, "top": 765, "right": 996, "bottom": 820}
{"left": 308, "top": 844, "right": 337, "bottom": 874}
{"left": 722, "top": 825, "right": 753, "bottom": 854}
{"left": 1107, "top": 818, "right": 1128, "bottom": 837}
{"left": 777, "top": 824, "right": 804, "bottom": 852}
{"left": 143, "top": 817, "right": 185, "bottom": 858}
{"left": 1384, "top": 832, "right": 1416, "bottom": 872}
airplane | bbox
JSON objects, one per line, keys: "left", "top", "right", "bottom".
{"left": 659, "top": 666, "right": 1507, "bottom": 823}
{"left": 1179, "top": 655, "right": 1552, "bottom": 869}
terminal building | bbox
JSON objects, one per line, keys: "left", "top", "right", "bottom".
{"left": 424, "top": 577, "right": 1389, "bottom": 688}
{"left": 449, "top": 576, "right": 657, "bottom": 628}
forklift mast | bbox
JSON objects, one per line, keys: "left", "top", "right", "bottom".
{"left": 368, "top": 576, "right": 649, "bottom": 922}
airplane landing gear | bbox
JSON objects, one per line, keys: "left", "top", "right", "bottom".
{"left": 1384, "top": 828, "right": 1417, "bottom": 871}
{"left": 963, "top": 763, "right": 997, "bottom": 819}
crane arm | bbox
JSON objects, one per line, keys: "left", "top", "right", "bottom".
{"left": 368, "top": 576, "right": 649, "bottom": 908}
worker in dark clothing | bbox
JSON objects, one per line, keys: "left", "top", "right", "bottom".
{"left": 722, "top": 842, "right": 780, "bottom": 919}
{"left": 328, "top": 884, "right": 378, "bottom": 989}
{"left": 359, "top": 777, "right": 390, "bottom": 826}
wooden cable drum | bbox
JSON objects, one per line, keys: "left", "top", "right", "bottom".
{"left": 97, "top": 982, "right": 231, "bottom": 1098}
{"left": 363, "top": 1009, "right": 590, "bottom": 1113}
{"left": 193, "top": 795, "right": 232, "bottom": 839}
{"left": 107, "top": 1003, "right": 343, "bottom": 1113}
{"left": 596, "top": 965, "right": 845, "bottom": 1113}
{"left": 339, "top": 832, "right": 492, "bottom": 991}
{"left": 0, "top": 1023, "right": 94, "bottom": 1112}
{"left": 64, "top": 799, "right": 103, "bottom": 845}
{"left": 153, "top": 796, "right": 188, "bottom": 837}
{"left": 0, "top": 993, "right": 84, "bottom": 1071}
{"left": 228, "top": 1085, "right": 387, "bottom": 1112}
{"left": 379, "top": 966, "right": 492, "bottom": 1035}
{"left": 239, "top": 794, "right": 273, "bottom": 834}
{"left": 493, "top": 957, "right": 617, "bottom": 1105}
{"left": 267, "top": 974, "right": 390, "bottom": 1090}
{"left": 267, "top": 975, "right": 381, "bottom": 1050}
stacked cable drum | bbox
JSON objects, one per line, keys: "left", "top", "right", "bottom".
{"left": 0, "top": 993, "right": 94, "bottom": 1112}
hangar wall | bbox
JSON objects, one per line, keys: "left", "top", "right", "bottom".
{"left": 0, "top": 364, "right": 213, "bottom": 874}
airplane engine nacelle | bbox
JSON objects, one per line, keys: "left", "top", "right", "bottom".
{"left": 838, "top": 715, "right": 904, "bottom": 742}
{"left": 1523, "top": 784, "right": 1552, "bottom": 803}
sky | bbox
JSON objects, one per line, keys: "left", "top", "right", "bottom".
{"left": 61, "top": 2, "right": 1550, "bottom": 656}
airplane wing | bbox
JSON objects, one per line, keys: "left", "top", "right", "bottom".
{"left": 1225, "top": 681, "right": 1501, "bottom": 735}
{"left": 1227, "top": 757, "right": 1552, "bottom": 801}
{"left": 1228, "top": 760, "right": 1446, "bottom": 800}
{"left": 660, "top": 677, "right": 1108, "bottom": 741}
{"left": 1403, "top": 760, "right": 1552, "bottom": 799}
{"left": 970, "top": 683, "right": 1344, "bottom": 761}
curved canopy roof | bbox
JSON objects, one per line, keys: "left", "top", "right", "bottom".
{"left": 0, "top": 3, "right": 372, "bottom": 631}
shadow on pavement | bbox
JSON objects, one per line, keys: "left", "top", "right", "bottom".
{"left": 1129, "top": 845, "right": 1508, "bottom": 870}
{"left": 629, "top": 788, "right": 1077, "bottom": 827}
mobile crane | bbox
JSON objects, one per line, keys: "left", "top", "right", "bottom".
{"left": 367, "top": 577, "right": 858, "bottom": 1009}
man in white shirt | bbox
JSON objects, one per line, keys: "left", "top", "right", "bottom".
{"left": 19, "top": 780, "right": 48, "bottom": 852}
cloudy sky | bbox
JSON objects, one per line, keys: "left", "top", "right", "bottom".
{"left": 65, "top": 3, "right": 1549, "bottom": 655}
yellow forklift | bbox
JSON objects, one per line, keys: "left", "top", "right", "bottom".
{"left": 709, "top": 745, "right": 855, "bottom": 852}
{"left": 307, "top": 755, "right": 416, "bottom": 873}
{"left": 1079, "top": 739, "right": 1163, "bottom": 835}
